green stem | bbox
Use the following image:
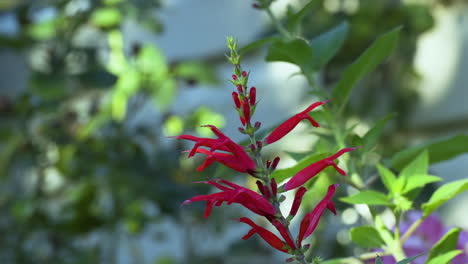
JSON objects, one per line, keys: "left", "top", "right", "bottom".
{"left": 400, "top": 217, "right": 424, "bottom": 244}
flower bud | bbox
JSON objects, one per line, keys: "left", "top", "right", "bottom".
{"left": 271, "top": 156, "right": 280, "bottom": 170}
{"left": 271, "top": 178, "right": 277, "bottom": 196}
{"left": 249, "top": 87, "right": 256, "bottom": 105}
{"left": 232, "top": 92, "right": 241, "bottom": 108}
{"left": 242, "top": 71, "right": 247, "bottom": 77}
{"left": 256, "top": 141, "right": 262, "bottom": 150}
{"left": 232, "top": 74, "right": 237, "bottom": 80}
{"left": 254, "top": 121, "right": 261, "bottom": 130}
{"left": 266, "top": 160, "right": 272, "bottom": 168}
{"left": 248, "top": 144, "right": 256, "bottom": 151}
{"left": 238, "top": 127, "right": 246, "bottom": 133}
{"left": 237, "top": 84, "right": 243, "bottom": 93}
{"left": 242, "top": 97, "right": 251, "bottom": 123}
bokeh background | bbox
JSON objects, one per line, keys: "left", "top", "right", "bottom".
{"left": 1, "top": 0, "right": 468, "bottom": 263}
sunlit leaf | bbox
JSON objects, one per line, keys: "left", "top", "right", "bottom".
{"left": 340, "top": 190, "right": 392, "bottom": 206}
{"left": 426, "top": 228, "right": 460, "bottom": 264}
{"left": 350, "top": 226, "right": 385, "bottom": 248}
{"left": 422, "top": 178, "right": 468, "bottom": 216}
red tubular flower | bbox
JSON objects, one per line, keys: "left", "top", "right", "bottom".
{"left": 283, "top": 147, "right": 358, "bottom": 191}
{"left": 189, "top": 148, "right": 253, "bottom": 173}
{"left": 242, "top": 97, "right": 251, "bottom": 123}
{"left": 289, "top": 187, "right": 307, "bottom": 217}
{"left": 264, "top": 100, "right": 330, "bottom": 144}
{"left": 238, "top": 217, "right": 289, "bottom": 253}
{"left": 249, "top": 87, "right": 256, "bottom": 105}
{"left": 232, "top": 92, "right": 241, "bottom": 108}
{"left": 297, "top": 184, "right": 338, "bottom": 246}
{"left": 270, "top": 178, "right": 277, "bottom": 196}
{"left": 272, "top": 219, "right": 297, "bottom": 250}
{"left": 171, "top": 134, "right": 230, "bottom": 157}
{"left": 183, "top": 180, "right": 276, "bottom": 219}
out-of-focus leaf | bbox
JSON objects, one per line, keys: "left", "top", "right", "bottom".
{"left": 426, "top": 228, "right": 460, "bottom": 264}
{"left": 266, "top": 38, "right": 314, "bottom": 73}
{"left": 239, "top": 36, "right": 279, "bottom": 55}
{"left": 111, "top": 90, "right": 127, "bottom": 121}
{"left": 154, "top": 78, "right": 176, "bottom": 110}
{"left": 375, "top": 256, "right": 384, "bottom": 264}
{"left": 332, "top": 27, "right": 401, "bottom": 114}
{"left": 173, "top": 62, "right": 218, "bottom": 84}
{"left": 340, "top": 190, "right": 392, "bottom": 206}
{"left": 362, "top": 113, "right": 396, "bottom": 153}
{"left": 286, "top": 0, "right": 320, "bottom": 34}
{"left": 350, "top": 226, "right": 385, "bottom": 248}
{"left": 90, "top": 7, "right": 122, "bottom": 28}
{"left": 391, "top": 134, "right": 468, "bottom": 170}
{"left": 27, "top": 19, "right": 57, "bottom": 40}
{"left": 310, "top": 21, "right": 349, "bottom": 70}
{"left": 426, "top": 250, "right": 462, "bottom": 264}
{"left": 422, "top": 178, "right": 468, "bottom": 216}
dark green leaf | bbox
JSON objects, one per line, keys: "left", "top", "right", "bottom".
{"left": 395, "top": 251, "right": 427, "bottom": 264}
{"left": 350, "top": 226, "right": 385, "bottom": 248}
{"left": 332, "top": 27, "right": 401, "bottom": 114}
{"left": 422, "top": 178, "right": 468, "bottom": 216}
{"left": 426, "top": 228, "right": 460, "bottom": 263}
{"left": 340, "top": 190, "right": 392, "bottom": 206}
{"left": 391, "top": 134, "right": 468, "bottom": 170}
{"left": 375, "top": 257, "right": 384, "bottom": 264}
{"left": 362, "top": 113, "right": 396, "bottom": 153}
{"left": 286, "top": 0, "right": 320, "bottom": 33}
{"left": 239, "top": 36, "right": 279, "bottom": 55}
{"left": 266, "top": 38, "right": 314, "bottom": 73}
{"left": 310, "top": 21, "right": 349, "bottom": 70}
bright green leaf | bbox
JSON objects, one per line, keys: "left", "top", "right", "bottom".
{"left": 422, "top": 178, "right": 468, "bottom": 216}
{"left": 362, "top": 113, "right": 396, "bottom": 153}
{"left": 340, "top": 190, "right": 392, "bottom": 206}
{"left": 377, "top": 163, "right": 398, "bottom": 194}
{"left": 154, "top": 79, "right": 176, "bottom": 110}
{"left": 426, "top": 228, "right": 460, "bottom": 263}
{"left": 399, "top": 150, "right": 429, "bottom": 184}
{"left": 271, "top": 152, "right": 329, "bottom": 183}
{"left": 402, "top": 174, "right": 441, "bottom": 194}
{"left": 111, "top": 90, "right": 127, "bottom": 121}
{"left": 426, "top": 250, "right": 462, "bottom": 264}
{"left": 91, "top": 7, "right": 122, "bottom": 27}
{"left": 310, "top": 21, "right": 349, "bottom": 70}
{"left": 266, "top": 38, "right": 314, "bottom": 73}
{"left": 350, "top": 226, "right": 385, "bottom": 248}
{"left": 332, "top": 27, "right": 401, "bottom": 114}
{"left": 391, "top": 134, "right": 468, "bottom": 170}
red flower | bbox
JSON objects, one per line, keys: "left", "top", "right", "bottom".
{"left": 182, "top": 180, "right": 276, "bottom": 219}
{"left": 297, "top": 184, "right": 338, "bottom": 246}
{"left": 283, "top": 147, "right": 358, "bottom": 191}
{"left": 238, "top": 217, "right": 289, "bottom": 253}
{"left": 289, "top": 187, "right": 307, "bottom": 217}
{"left": 264, "top": 100, "right": 330, "bottom": 144}
{"left": 174, "top": 125, "right": 256, "bottom": 172}
{"left": 188, "top": 148, "right": 253, "bottom": 173}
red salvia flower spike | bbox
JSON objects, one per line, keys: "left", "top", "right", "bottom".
{"left": 232, "top": 92, "right": 241, "bottom": 108}
{"left": 171, "top": 134, "right": 230, "bottom": 157}
{"left": 270, "top": 178, "right": 277, "bottom": 196}
{"left": 249, "top": 87, "right": 256, "bottom": 105}
{"left": 283, "top": 147, "right": 358, "bottom": 191}
{"left": 238, "top": 217, "right": 289, "bottom": 253}
{"left": 297, "top": 184, "right": 338, "bottom": 246}
{"left": 264, "top": 100, "right": 330, "bottom": 144}
{"left": 188, "top": 148, "right": 252, "bottom": 173}
{"left": 272, "top": 219, "right": 297, "bottom": 250}
{"left": 289, "top": 186, "right": 307, "bottom": 217}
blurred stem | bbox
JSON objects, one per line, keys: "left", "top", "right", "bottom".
{"left": 392, "top": 212, "right": 407, "bottom": 261}
{"left": 265, "top": 6, "right": 292, "bottom": 40}
{"left": 400, "top": 216, "right": 424, "bottom": 244}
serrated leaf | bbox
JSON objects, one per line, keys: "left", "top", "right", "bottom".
{"left": 271, "top": 152, "right": 329, "bottom": 183}
{"left": 350, "top": 226, "right": 385, "bottom": 248}
{"left": 310, "top": 21, "right": 349, "bottom": 70}
{"left": 426, "top": 250, "right": 462, "bottom": 264}
{"left": 426, "top": 228, "right": 460, "bottom": 263}
{"left": 332, "top": 27, "right": 401, "bottom": 114}
{"left": 391, "top": 134, "right": 468, "bottom": 170}
{"left": 362, "top": 113, "right": 396, "bottom": 153}
{"left": 377, "top": 163, "right": 398, "bottom": 194}
{"left": 266, "top": 38, "right": 314, "bottom": 73}
{"left": 395, "top": 252, "right": 428, "bottom": 264}
{"left": 422, "top": 178, "right": 468, "bottom": 216}
{"left": 340, "top": 190, "right": 392, "bottom": 206}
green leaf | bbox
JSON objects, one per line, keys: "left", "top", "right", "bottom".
{"left": 266, "top": 38, "right": 314, "bottom": 73}
{"left": 271, "top": 152, "right": 329, "bottom": 183}
{"left": 401, "top": 174, "right": 441, "bottom": 194}
{"left": 426, "top": 228, "right": 460, "bottom": 263}
{"left": 362, "top": 113, "right": 396, "bottom": 153}
{"left": 377, "top": 163, "right": 398, "bottom": 194}
{"left": 91, "top": 7, "right": 122, "bottom": 28}
{"left": 239, "top": 36, "right": 279, "bottom": 55}
{"left": 391, "top": 134, "right": 468, "bottom": 170}
{"left": 173, "top": 61, "right": 218, "bottom": 84}
{"left": 350, "top": 226, "right": 385, "bottom": 248}
{"left": 332, "top": 27, "right": 401, "bottom": 114}
{"left": 286, "top": 0, "right": 320, "bottom": 33}
{"left": 422, "top": 178, "right": 468, "bottom": 216}
{"left": 399, "top": 150, "right": 429, "bottom": 184}
{"left": 426, "top": 250, "right": 462, "bottom": 264}
{"left": 310, "top": 21, "right": 349, "bottom": 70}
{"left": 395, "top": 252, "right": 428, "bottom": 264}
{"left": 340, "top": 190, "right": 392, "bottom": 206}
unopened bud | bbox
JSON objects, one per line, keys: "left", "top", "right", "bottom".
{"left": 271, "top": 156, "right": 280, "bottom": 170}
{"left": 238, "top": 127, "right": 246, "bottom": 134}
{"left": 236, "top": 84, "right": 243, "bottom": 93}
{"left": 254, "top": 121, "right": 261, "bottom": 130}
{"left": 249, "top": 87, "right": 256, "bottom": 105}
{"left": 256, "top": 141, "right": 262, "bottom": 150}
{"left": 266, "top": 160, "right": 272, "bottom": 168}
{"left": 248, "top": 144, "right": 256, "bottom": 151}
{"left": 232, "top": 74, "right": 237, "bottom": 80}
{"left": 242, "top": 71, "right": 247, "bottom": 77}
{"left": 232, "top": 92, "right": 241, "bottom": 108}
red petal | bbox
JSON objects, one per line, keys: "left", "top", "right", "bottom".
{"left": 238, "top": 217, "right": 288, "bottom": 253}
